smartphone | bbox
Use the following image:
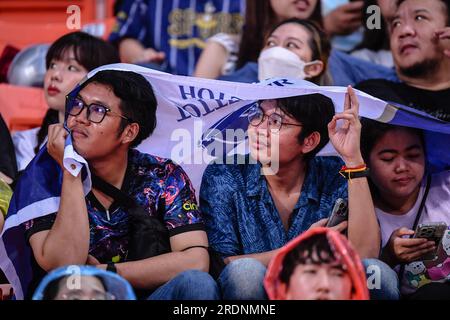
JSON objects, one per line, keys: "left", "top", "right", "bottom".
{"left": 326, "top": 198, "right": 348, "bottom": 228}
{"left": 413, "top": 222, "right": 447, "bottom": 261}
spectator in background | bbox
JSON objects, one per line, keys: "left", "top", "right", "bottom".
{"left": 360, "top": 119, "right": 450, "bottom": 299}
{"left": 264, "top": 228, "right": 369, "bottom": 300}
{"left": 109, "top": 0, "right": 245, "bottom": 76}
{"left": 32, "top": 265, "right": 136, "bottom": 300}
{"left": 0, "top": 114, "right": 17, "bottom": 185}
{"left": 12, "top": 32, "right": 120, "bottom": 172}
{"left": 194, "top": 0, "right": 323, "bottom": 79}
{"left": 356, "top": 0, "right": 450, "bottom": 121}
{"left": 351, "top": 0, "right": 397, "bottom": 68}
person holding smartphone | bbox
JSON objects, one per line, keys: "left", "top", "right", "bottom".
{"left": 360, "top": 119, "right": 450, "bottom": 299}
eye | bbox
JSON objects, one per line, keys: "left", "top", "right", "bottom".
{"left": 68, "top": 65, "right": 80, "bottom": 72}
{"left": 266, "top": 39, "right": 277, "bottom": 47}
{"left": 415, "top": 15, "right": 426, "bottom": 21}
{"left": 49, "top": 62, "right": 57, "bottom": 69}
{"left": 90, "top": 104, "right": 106, "bottom": 114}
{"left": 407, "top": 153, "right": 421, "bottom": 159}
{"left": 391, "top": 20, "right": 401, "bottom": 29}
{"left": 286, "top": 42, "right": 299, "bottom": 49}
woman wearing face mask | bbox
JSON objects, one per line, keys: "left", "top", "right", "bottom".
{"left": 193, "top": 0, "right": 323, "bottom": 79}
{"left": 257, "top": 18, "right": 332, "bottom": 84}
{"left": 12, "top": 32, "right": 120, "bottom": 172}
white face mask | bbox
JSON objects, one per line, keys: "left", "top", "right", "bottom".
{"left": 257, "top": 46, "right": 321, "bottom": 81}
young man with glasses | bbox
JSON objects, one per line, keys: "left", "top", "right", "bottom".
{"left": 24, "top": 70, "right": 219, "bottom": 300}
{"left": 200, "top": 87, "right": 400, "bottom": 300}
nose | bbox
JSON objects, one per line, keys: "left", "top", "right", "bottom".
{"left": 315, "top": 272, "right": 332, "bottom": 294}
{"left": 72, "top": 106, "right": 90, "bottom": 125}
{"left": 49, "top": 66, "right": 62, "bottom": 82}
{"left": 398, "top": 22, "right": 416, "bottom": 39}
{"left": 394, "top": 157, "right": 409, "bottom": 173}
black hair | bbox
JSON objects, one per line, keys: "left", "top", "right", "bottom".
{"left": 81, "top": 70, "right": 158, "bottom": 148}
{"left": 265, "top": 18, "right": 332, "bottom": 85}
{"left": 396, "top": 0, "right": 450, "bottom": 26}
{"left": 279, "top": 233, "right": 338, "bottom": 286}
{"left": 360, "top": 118, "right": 425, "bottom": 165}
{"left": 276, "top": 93, "right": 335, "bottom": 162}
{"left": 35, "top": 32, "right": 121, "bottom": 154}
{"left": 42, "top": 275, "right": 107, "bottom": 300}
{"left": 353, "top": 0, "right": 390, "bottom": 52}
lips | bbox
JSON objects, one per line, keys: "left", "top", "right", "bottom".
{"left": 46, "top": 86, "right": 60, "bottom": 97}
{"left": 71, "top": 127, "right": 88, "bottom": 139}
{"left": 393, "top": 176, "right": 413, "bottom": 185}
{"left": 294, "top": 0, "right": 310, "bottom": 11}
{"left": 400, "top": 43, "right": 418, "bottom": 55}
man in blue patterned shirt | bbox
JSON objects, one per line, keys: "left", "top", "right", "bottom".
{"left": 25, "top": 70, "right": 218, "bottom": 299}
{"left": 201, "top": 87, "right": 400, "bottom": 300}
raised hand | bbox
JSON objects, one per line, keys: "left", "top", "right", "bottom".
{"left": 328, "top": 86, "right": 364, "bottom": 167}
{"left": 47, "top": 123, "right": 68, "bottom": 169}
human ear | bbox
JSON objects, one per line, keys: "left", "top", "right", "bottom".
{"left": 304, "top": 61, "right": 324, "bottom": 79}
{"left": 301, "top": 131, "right": 321, "bottom": 155}
{"left": 121, "top": 122, "right": 140, "bottom": 145}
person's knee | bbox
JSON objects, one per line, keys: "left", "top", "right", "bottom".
{"left": 172, "top": 270, "right": 220, "bottom": 300}
{"left": 218, "top": 258, "right": 267, "bottom": 300}
{"left": 362, "top": 258, "right": 400, "bottom": 300}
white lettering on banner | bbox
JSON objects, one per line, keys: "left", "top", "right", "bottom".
{"left": 66, "top": 5, "right": 81, "bottom": 30}
{"left": 65, "top": 265, "right": 81, "bottom": 290}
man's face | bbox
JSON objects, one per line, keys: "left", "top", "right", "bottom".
{"left": 369, "top": 129, "right": 425, "bottom": 201}
{"left": 67, "top": 82, "right": 127, "bottom": 160}
{"left": 389, "top": 0, "right": 448, "bottom": 76}
{"left": 285, "top": 261, "right": 353, "bottom": 300}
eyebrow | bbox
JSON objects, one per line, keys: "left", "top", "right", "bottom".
{"left": 393, "top": 8, "right": 430, "bottom": 20}
{"left": 77, "top": 94, "right": 109, "bottom": 108}
{"left": 377, "top": 144, "right": 422, "bottom": 155}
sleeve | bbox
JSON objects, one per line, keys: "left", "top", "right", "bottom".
{"left": 161, "top": 162, "right": 205, "bottom": 237}
{"left": 108, "top": 0, "right": 150, "bottom": 45}
{"left": 199, "top": 164, "right": 241, "bottom": 258}
{"left": 24, "top": 213, "right": 56, "bottom": 243}
{"left": 0, "top": 115, "right": 18, "bottom": 180}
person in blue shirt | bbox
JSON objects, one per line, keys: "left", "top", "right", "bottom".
{"left": 109, "top": 0, "right": 245, "bottom": 76}
{"left": 200, "top": 87, "right": 400, "bottom": 300}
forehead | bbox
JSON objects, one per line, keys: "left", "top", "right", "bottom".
{"left": 270, "top": 23, "right": 310, "bottom": 42}
{"left": 79, "top": 82, "right": 119, "bottom": 103}
{"left": 373, "top": 129, "right": 423, "bottom": 150}
{"left": 397, "top": 0, "right": 447, "bottom": 18}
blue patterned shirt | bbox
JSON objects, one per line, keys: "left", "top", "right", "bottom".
{"left": 200, "top": 156, "right": 347, "bottom": 257}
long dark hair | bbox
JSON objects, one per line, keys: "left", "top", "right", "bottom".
{"left": 236, "top": 0, "right": 322, "bottom": 69}
{"left": 35, "top": 32, "right": 120, "bottom": 154}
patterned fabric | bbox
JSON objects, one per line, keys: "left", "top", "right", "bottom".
{"left": 200, "top": 156, "right": 347, "bottom": 257}
{"left": 25, "top": 149, "right": 203, "bottom": 264}
{"left": 109, "top": 0, "right": 245, "bottom": 76}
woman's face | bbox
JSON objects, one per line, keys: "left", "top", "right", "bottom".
{"left": 369, "top": 129, "right": 426, "bottom": 201}
{"left": 263, "top": 23, "right": 314, "bottom": 63}
{"left": 44, "top": 48, "right": 88, "bottom": 112}
{"left": 270, "top": 0, "right": 319, "bottom": 22}
{"left": 248, "top": 99, "right": 304, "bottom": 167}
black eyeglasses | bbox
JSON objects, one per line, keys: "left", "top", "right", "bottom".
{"left": 67, "top": 97, "right": 133, "bottom": 124}
{"left": 247, "top": 105, "right": 303, "bottom": 132}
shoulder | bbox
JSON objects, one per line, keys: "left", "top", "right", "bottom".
{"left": 431, "top": 170, "right": 450, "bottom": 191}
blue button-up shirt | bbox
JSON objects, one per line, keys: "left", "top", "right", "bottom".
{"left": 200, "top": 156, "right": 347, "bottom": 257}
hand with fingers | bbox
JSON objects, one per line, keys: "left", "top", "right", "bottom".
{"left": 382, "top": 227, "right": 437, "bottom": 267}
{"left": 308, "top": 218, "right": 348, "bottom": 233}
{"left": 328, "top": 86, "right": 365, "bottom": 168}
{"left": 47, "top": 123, "right": 69, "bottom": 169}
{"left": 435, "top": 27, "right": 450, "bottom": 58}
{"left": 323, "top": 1, "right": 364, "bottom": 36}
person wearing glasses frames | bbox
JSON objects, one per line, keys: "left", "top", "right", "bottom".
{"left": 24, "top": 70, "right": 219, "bottom": 300}
{"left": 200, "top": 86, "right": 399, "bottom": 300}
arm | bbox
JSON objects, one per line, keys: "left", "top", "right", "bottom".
{"left": 119, "top": 38, "right": 165, "bottom": 64}
{"left": 328, "top": 86, "right": 380, "bottom": 259}
{"left": 109, "top": 230, "right": 209, "bottom": 289}
{"left": 29, "top": 124, "right": 90, "bottom": 271}
{"left": 194, "top": 41, "right": 229, "bottom": 79}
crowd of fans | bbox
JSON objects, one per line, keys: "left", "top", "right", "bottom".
{"left": 0, "top": 0, "right": 449, "bottom": 300}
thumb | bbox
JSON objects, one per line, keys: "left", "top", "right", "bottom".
{"left": 394, "top": 227, "right": 415, "bottom": 237}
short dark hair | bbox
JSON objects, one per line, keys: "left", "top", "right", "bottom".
{"left": 360, "top": 118, "right": 425, "bottom": 164}
{"left": 279, "top": 233, "right": 338, "bottom": 286}
{"left": 276, "top": 93, "right": 335, "bottom": 162}
{"left": 84, "top": 70, "right": 158, "bottom": 148}
{"left": 46, "top": 31, "right": 120, "bottom": 71}
{"left": 396, "top": 0, "right": 449, "bottom": 26}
